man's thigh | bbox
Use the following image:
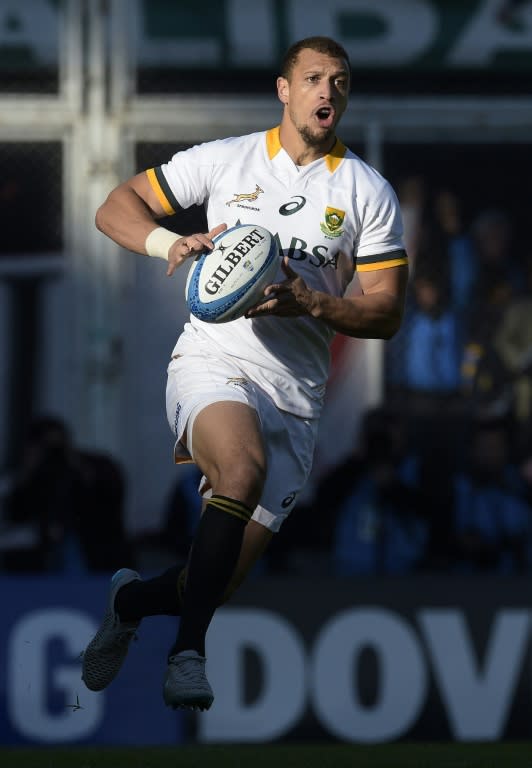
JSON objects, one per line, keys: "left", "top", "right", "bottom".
{"left": 191, "top": 400, "right": 267, "bottom": 505}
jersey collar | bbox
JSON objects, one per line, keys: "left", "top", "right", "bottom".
{"left": 266, "top": 126, "right": 346, "bottom": 173}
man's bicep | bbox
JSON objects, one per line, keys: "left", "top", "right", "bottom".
{"left": 128, "top": 171, "right": 169, "bottom": 218}
{"left": 357, "top": 263, "right": 409, "bottom": 300}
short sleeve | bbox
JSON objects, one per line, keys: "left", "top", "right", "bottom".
{"left": 355, "top": 176, "right": 408, "bottom": 272}
{"left": 146, "top": 142, "right": 216, "bottom": 214}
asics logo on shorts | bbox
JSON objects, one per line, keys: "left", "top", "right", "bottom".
{"left": 281, "top": 492, "right": 296, "bottom": 508}
{"left": 174, "top": 402, "right": 182, "bottom": 436}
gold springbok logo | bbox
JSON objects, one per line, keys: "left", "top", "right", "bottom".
{"left": 226, "top": 184, "right": 264, "bottom": 206}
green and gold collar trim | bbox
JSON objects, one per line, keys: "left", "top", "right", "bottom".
{"left": 266, "top": 126, "right": 346, "bottom": 173}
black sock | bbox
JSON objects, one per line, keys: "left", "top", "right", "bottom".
{"left": 115, "top": 566, "right": 187, "bottom": 621}
{"left": 170, "top": 494, "right": 252, "bottom": 657}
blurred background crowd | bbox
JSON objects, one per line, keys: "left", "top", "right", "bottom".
{"left": 2, "top": 177, "right": 532, "bottom": 581}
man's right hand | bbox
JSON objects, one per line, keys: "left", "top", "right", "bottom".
{"left": 166, "top": 223, "right": 228, "bottom": 276}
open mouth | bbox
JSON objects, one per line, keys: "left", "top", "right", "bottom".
{"left": 315, "top": 105, "right": 335, "bottom": 129}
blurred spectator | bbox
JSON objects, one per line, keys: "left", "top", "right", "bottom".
{"left": 400, "top": 182, "right": 477, "bottom": 310}
{"left": 388, "top": 186, "right": 473, "bottom": 404}
{"left": 452, "top": 418, "right": 530, "bottom": 574}
{"left": 329, "top": 406, "right": 428, "bottom": 575}
{"left": 494, "top": 254, "right": 532, "bottom": 451}
{"left": 460, "top": 209, "right": 523, "bottom": 421}
{"left": 389, "top": 264, "right": 464, "bottom": 406}
{"left": 403, "top": 265, "right": 463, "bottom": 396}
{"left": 0, "top": 416, "right": 134, "bottom": 573}
{"left": 470, "top": 208, "right": 523, "bottom": 316}
{"left": 432, "top": 188, "right": 477, "bottom": 311}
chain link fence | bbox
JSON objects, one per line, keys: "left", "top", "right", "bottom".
{"left": 0, "top": 141, "right": 62, "bottom": 255}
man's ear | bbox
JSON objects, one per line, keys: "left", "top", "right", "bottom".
{"left": 277, "top": 76, "right": 289, "bottom": 105}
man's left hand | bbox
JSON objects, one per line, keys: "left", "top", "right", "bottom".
{"left": 245, "top": 257, "right": 316, "bottom": 318}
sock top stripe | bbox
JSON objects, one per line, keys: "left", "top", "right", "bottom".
{"left": 208, "top": 494, "right": 253, "bottom": 522}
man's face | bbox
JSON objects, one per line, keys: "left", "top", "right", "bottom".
{"left": 277, "top": 48, "right": 350, "bottom": 148}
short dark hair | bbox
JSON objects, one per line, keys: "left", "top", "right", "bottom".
{"left": 280, "top": 36, "right": 351, "bottom": 80}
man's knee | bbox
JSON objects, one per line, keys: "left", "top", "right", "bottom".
{"left": 201, "top": 451, "right": 266, "bottom": 511}
{"left": 229, "top": 456, "right": 267, "bottom": 506}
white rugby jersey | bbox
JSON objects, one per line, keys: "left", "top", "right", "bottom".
{"left": 147, "top": 126, "right": 407, "bottom": 418}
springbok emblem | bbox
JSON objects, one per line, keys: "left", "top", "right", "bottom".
{"left": 226, "top": 184, "right": 264, "bottom": 206}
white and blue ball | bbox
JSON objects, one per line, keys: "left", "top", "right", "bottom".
{"left": 185, "top": 223, "right": 279, "bottom": 323}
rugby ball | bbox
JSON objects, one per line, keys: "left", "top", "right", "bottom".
{"left": 185, "top": 223, "right": 279, "bottom": 323}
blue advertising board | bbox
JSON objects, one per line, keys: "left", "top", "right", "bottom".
{"left": 3, "top": 573, "right": 532, "bottom": 745}
{"left": 0, "top": 576, "right": 185, "bottom": 745}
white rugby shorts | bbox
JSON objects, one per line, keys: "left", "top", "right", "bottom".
{"left": 166, "top": 348, "right": 317, "bottom": 532}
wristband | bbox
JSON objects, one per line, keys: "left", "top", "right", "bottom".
{"left": 145, "top": 227, "right": 181, "bottom": 260}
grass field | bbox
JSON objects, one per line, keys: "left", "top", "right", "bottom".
{"left": 2, "top": 742, "right": 532, "bottom": 768}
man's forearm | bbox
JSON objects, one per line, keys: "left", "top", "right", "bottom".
{"left": 308, "top": 289, "right": 404, "bottom": 339}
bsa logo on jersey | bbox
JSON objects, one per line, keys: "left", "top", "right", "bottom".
{"left": 320, "top": 206, "right": 345, "bottom": 238}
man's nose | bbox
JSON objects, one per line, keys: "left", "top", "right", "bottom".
{"left": 320, "top": 81, "right": 335, "bottom": 100}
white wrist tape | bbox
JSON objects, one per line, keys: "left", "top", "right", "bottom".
{"left": 145, "top": 227, "right": 181, "bottom": 260}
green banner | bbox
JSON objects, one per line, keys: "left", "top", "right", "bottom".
{"left": 138, "top": 0, "right": 532, "bottom": 71}
{"left": 0, "top": 0, "right": 531, "bottom": 72}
